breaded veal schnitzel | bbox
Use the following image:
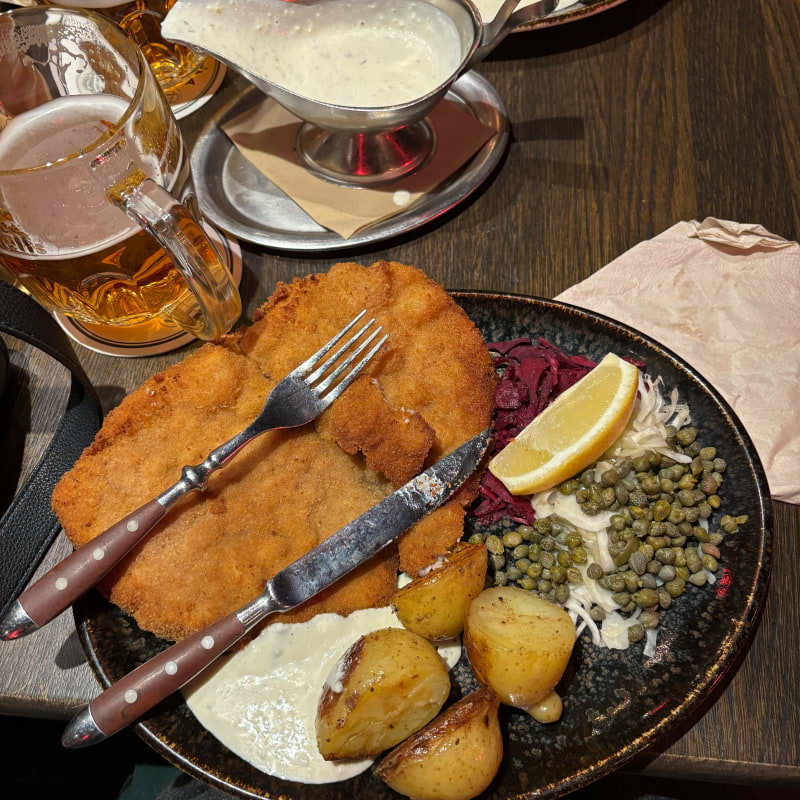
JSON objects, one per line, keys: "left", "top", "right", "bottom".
{"left": 53, "top": 262, "right": 496, "bottom": 641}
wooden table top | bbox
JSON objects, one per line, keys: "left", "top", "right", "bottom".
{"left": 1, "top": 0, "right": 798, "bottom": 788}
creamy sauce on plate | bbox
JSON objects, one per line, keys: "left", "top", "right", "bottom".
{"left": 163, "top": 0, "right": 463, "bottom": 107}
{"left": 184, "top": 607, "right": 461, "bottom": 784}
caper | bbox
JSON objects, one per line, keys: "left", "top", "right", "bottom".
{"left": 512, "top": 544, "right": 529, "bottom": 560}
{"left": 678, "top": 521, "right": 694, "bottom": 535}
{"left": 640, "top": 609, "right": 660, "bottom": 628}
{"left": 534, "top": 518, "right": 552, "bottom": 535}
{"left": 694, "top": 527, "right": 711, "bottom": 543}
{"left": 614, "top": 537, "right": 640, "bottom": 567}
{"left": 502, "top": 531, "right": 522, "bottom": 548}
{"left": 608, "top": 574, "right": 626, "bottom": 592}
{"left": 515, "top": 557, "right": 532, "bottom": 572}
{"left": 641, "top": 573, "right": 658, "bottom": 589}
{"left": 663, "top": 521, "right": 679, "bottom": 538}
{"left": 708, "top": 531, "right": 724, "bottom": 545}
{"left": 675, "top": 565, "right": 690, "bottom": 580}
{"left": 540, "top": 552, "right": 556, "bottom": 569}
{"left": 587, "top": 562, "right": 604, "bottom": 581}
{"left": 467, "top": 533, "right": 485, "bottom": 544}
{"left": 628, "top": 623, "right": 645, "bottom": 643}
{"left": 633, "top": 588, "right": 659, "bottom": 607}
{"left": 677, "top": 489, "right": 697, "bottom": 507}
{"left": 541, "top": 568, "right": 552, "bottom": 581}
{"left": 702, "top": 554, "right": 719, "bottom": 572}
{"left": 648, "top": 452, "right": 663, "bottom": 468}
{"left": 620, "top": 571, "right": 638, "bottom": 593}
{"left": 672, "top": 548, "right": 687, "bottom": 567}
{"left": 554, "top": 584, "right": 570, "bottom": 604}
{"left": 667, "top": 506, "right": 686, "bottom": 524}
{"left": 699, "top": 476, "right": 719, "bottom": 494}
{"left": 517, "top": 525, "right": 535, "bottom": 541}
{"left": 571, "top": 546, "right": 588, "bottom": 565}
{"left": 582, "top": 501, "right": 602, "bottom": 516}
{"left": 676, "top": 427, "right": 697, "bottom": 446}
{"left": 650, "top": 521, "right": 667, "bottom": 536}
{"left": 519, "top": 576, "right": 537, "bottom": 591}
{"left": 490, "top": 553, "right": 506, "bottom": 570}
{"left": 658, "top": 564, "right": 676, "bottom": 582}
{"left": 670, "top": 464, "right": 687, "bottom": 480}
{"left": 629, "top": 490, "right": 649, "bottom": 508}
{"left": 494, "top": 571, "right": 508, "bottom": 586}
{"left": 645, "top": 535, "right": 668, "bottom": 550}
{"left": 538, "top": 579, "right": 552, "bottom": 593}
{"left": 641, "top": 476, "right": 660, "bottom": 495}
{"left": 566, "top": 567, "right": 583, "bottom": 584}
{"left": 702, "top": 462, "right": 714, "bottom": 477}
{"left": 697, "top": 501, "right": 712, "bottom": 519}
{"left": 652, "top": 500, "right": 671, "bottom": 521}
{"left": 621, "top": 477, "right": 637, "bottom": 492}
{"left": 688, "top": 571, "right": 707, "bottom": 587}
{"left": 665, "top": 577, "right": 686, "bottom": 597}
{"left": 550, "top": 565, "right": 567, "bottom": 584}
{"left": 632, "top": 456, "right": 650, "bottom": 473}
{"left": 736, "top": 514, "right": 749, "bottom": 525}
{"left": 580, "top": 468, "right": 596, "bottom": 487}
{"left": 659, "top": 478, "right": 675, "bottom": 494}
{"left": 485, "top": 535, "right": 504, "bottom": 554}
{"left": 613, "top": 485, "right": 629, "bottom": 505}
{"left": 612, "top": 591, "right": 631, "bottom": 606}
{"left": 559, "top": 478, "right": 581, "bottom": 495}
{"left": 506, "top": 566, "right": 523, "bottom": 581}
{"left": 707, "top": 494, "right": 722, "bottom": 509}
{"left": 527, "top": 562, "right": 543, "bottom": 579}
{"left": 677, "top": 473, "right": 696, "bottom": 490}
{"left": 699, "top": 447, "right": 717, "bottom": 461}
{"left": 657, "top": 589, "right": 672, "bottom": 609}
{"left": 683, "top": 507, "right": 700, "bottom": 524}
{"left": 527, "top": 544, "right": 541, "bottom": 561}
{"left": 576, "top": 488, "right": 590, "bottom": 504}
{"left": 629, "top": 505, "right": 647, "bottom": 520}
{"left": 646, "top": 559, "right": 662, "bottom": 575}
{"left": 566, "top": 531, "right": 583, "bottom": 549}
{"left": 555, "top": 549, "right": 571, "bottom": 567}
{"left": 672, "top": 535, "right": 687, "bottom": 546}
{"left": 599, "top": 487, "right": 615, "bottom": 507}
{"left": 601, "top": 468, "right": 620, "bottom": 487}
{"left": 589, "top": 605, "right": 606, "bottom": 622}
{"left": 713, "top": 457, "right": 727, "bottom": 473}
{"left": 628, "top": 551, "right": 647, "bottom": 576}
{"left": 720, "top": 515, "right": 739, "bottom": 534}
{"left": 655, "top": 547, "right": 674, "bottom": 565}
{"left": 701, "top": 543, "right": 721, "bottom": 558}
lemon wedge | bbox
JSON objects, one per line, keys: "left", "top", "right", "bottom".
{"left": 489, "top": 353, "right": 639, "bottom": 496}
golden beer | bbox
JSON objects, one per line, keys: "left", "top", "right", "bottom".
{"left": 0, "top": 8, "right": 240, "bottom": 340}
{"left": 38, "top": 1, "right": 204, "bottom": 94}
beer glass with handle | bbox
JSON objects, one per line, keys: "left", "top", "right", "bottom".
{"left": 0, "top": 6, "right": 240, "bottom": 341}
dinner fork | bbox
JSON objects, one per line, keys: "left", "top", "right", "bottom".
{"left": 0, "top": 310, "right": 388, "bottom": 641}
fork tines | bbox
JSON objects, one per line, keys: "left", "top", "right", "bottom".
{"left": 293, "top": 310, "right": 389, "bottom": 401}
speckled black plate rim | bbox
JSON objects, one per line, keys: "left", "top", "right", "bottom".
{"left": 74, "top": 290, "right": 773, "bottom": 800}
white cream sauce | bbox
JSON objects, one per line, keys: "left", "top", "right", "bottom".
{"left": 183, "top": 607, "right": 461, "bottom": 784}
{"left": 163, "top": 0, "right": 463, "bottom": 107}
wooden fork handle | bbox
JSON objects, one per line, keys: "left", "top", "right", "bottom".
{"left": 0, "top": 500, "right": 166, "bottom": 640}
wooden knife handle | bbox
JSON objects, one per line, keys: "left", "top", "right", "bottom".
{"left": 62, "top": 612, "right": 246, "bottom": 747}
{"left": 0, "top": 499, "right": 165, "bottom": 639}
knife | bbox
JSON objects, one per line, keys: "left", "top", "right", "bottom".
{"left": 61, "top": 428, "right": 492, "bottom": 749}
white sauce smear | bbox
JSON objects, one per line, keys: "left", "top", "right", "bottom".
{"left": 184, "top": 607, "right": 460, "bottom": 784}
{"left": 163, "top": 0, "right": 463, "bottom": 107}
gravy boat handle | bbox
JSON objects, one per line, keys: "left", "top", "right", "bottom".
{"left": 467, "top": 0, "right": 559, "bottom": 70}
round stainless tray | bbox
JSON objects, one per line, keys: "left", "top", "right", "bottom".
{"left": 191, "top": 71, "right": 508, "bottom": 252}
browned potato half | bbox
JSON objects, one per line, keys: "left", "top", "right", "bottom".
{"left": 316, "top": 627, "right": 450, "bottom": 760}
{"left": 392, "top": 543, "right": 487, "bottom": 641}
{"left": 376, "top": 688, "right": 502, "bottom": 800}
{"left": 464, "top": 587, "right": 574, "bottom": 718}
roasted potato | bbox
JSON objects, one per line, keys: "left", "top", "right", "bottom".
{"left": 464, "top": 587, "right": 574, "bottom": 718}
{"left": 376, "top": 688, "right": 502, "bottom": 800}
{"left": 316, "top": 627, "right": 450, "bottom": 760}
{"left": 392, "top": 543, "right": 487, "bottom": 640}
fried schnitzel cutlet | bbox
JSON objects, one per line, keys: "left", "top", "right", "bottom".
{"left": 53, "top": 261, "right": 496, "bottom": 641}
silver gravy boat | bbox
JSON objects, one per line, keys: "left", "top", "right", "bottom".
{"left": 163, "top": 0, "right": 558, "bottom": 185}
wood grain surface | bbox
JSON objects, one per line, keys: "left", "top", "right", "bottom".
{"left": 1, "top": 0, "right": 798, "bottom": 786}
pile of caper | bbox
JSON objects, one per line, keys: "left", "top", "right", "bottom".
{"left": 469, "top": 426, "right": 748, "bottom": 645}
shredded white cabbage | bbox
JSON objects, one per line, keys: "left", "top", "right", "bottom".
{"left": 605, "top": 373, "right": 692, "bottom": 464}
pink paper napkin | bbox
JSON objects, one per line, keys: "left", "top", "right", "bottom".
{"left": 556, "top": 218, "right": 800, "bottom": 504}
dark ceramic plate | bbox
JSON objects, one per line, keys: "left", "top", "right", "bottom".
{"left": 75, "top": 292, "right": 772, "bottom": 800}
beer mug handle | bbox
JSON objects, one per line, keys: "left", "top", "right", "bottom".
{"left": 117, "top": 178, "right": 241, "bottom": 340}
